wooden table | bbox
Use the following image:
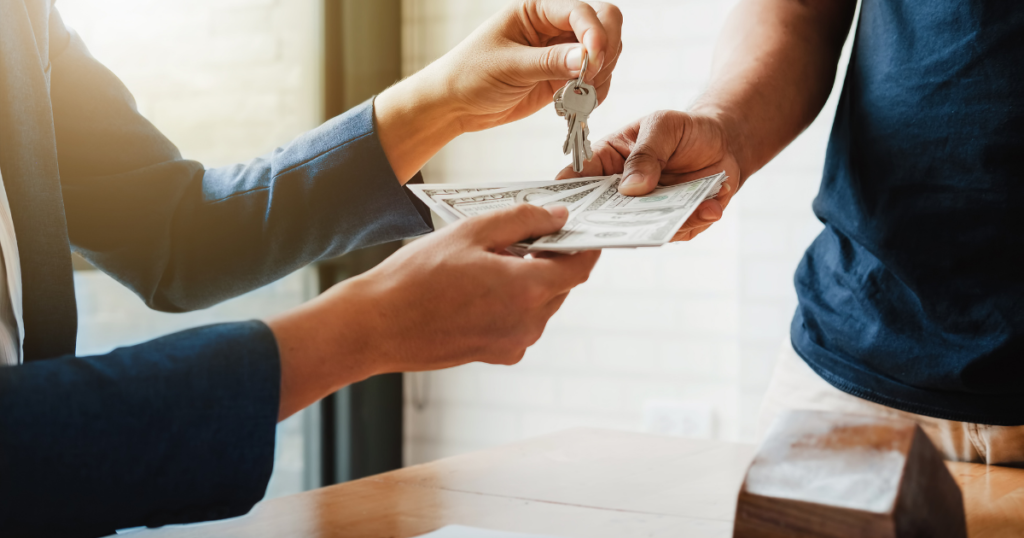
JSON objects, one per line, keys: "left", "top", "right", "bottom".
{"left": 136, "top": 428, "right": 1024, "bottom": 538}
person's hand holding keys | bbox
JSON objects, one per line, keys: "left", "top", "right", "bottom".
{"left": 374, "top": 0, "right": 623, "bottom": 181}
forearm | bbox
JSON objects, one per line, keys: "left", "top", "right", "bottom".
{"left": 691, "top": 0, "right": 857, "bottom": 176}
{"left": 64, "top": 97, "right": 432, "bottom": 314}
{"left": 268, "top": 277, "right": 383, "bottom": 421}
{"left": 53, "top": 25, "right": 435, "bottom": 313}
{"left": 375, "top": 64, "right": 466, "bottom": 183}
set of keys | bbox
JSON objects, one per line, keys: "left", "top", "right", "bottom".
{"left": 553, "top": 51, "right": 598, "bottom": 173}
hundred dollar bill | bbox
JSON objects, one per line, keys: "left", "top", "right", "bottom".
{"left": 407, "top": 177, "right": 607, "bottom": 223}
{"left": 527, "top": 171, "right": 728, "bottom": 251}
{"left": 434, "top": 179, "right": 605, "bottom": 219}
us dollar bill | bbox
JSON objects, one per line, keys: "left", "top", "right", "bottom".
{"left": 435, "top": 180, "right": 604, "bottom": 219}
{"left": 407, "top": 172, "right": 727, "bottom": 251}
{"left": 527, "top": 172, "right": 728, "bottom": 251}
{"left": 407, "top": 177, "right": 605, "bottom": 223}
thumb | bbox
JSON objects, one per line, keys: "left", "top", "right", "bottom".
{"left": 618, "top": 119, "right": 676, "bottom": 196}
{"left": 469, "top": 204, "right": 569, "bottom": 250}
{"left": 516, "top": 43, "right": 586, "bottom": 82}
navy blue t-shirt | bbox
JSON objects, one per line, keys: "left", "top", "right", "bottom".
{"left": 792, "top": 0, "right": 1024, "bottom": 424}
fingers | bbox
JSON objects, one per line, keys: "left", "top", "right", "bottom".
{"left": 592, "top": 43, "right": 620, "bottom": 104}
{"left": 555, "top": 138, "right": 627, "bottom": 179}
{"left": 696, "top": 198, "right": 724, "bottom": 222}
{"left": 520, "top": 42, "right": 589, "bottom": 82}
{"left": 679, "top": 199, "right": 723, "bottom": 231}
{"left": 490, "top": 289, "right": 572, "bottom": 367}
{"left": 618, "top": 111, "right": 686, "bottom": 196}
{"left": 591, "top": 40, "right": 622, "bottom": 103}
{"left": 561, "top": 1, "right": 610, "bottom": 72}
{"left": 518, "top": 249, "right": 601, "bottom": 295}
{"left": 467, "top": 204, "right": 570, "bottom": 250}
{"left": 554, "top": 166, "right": 583, "bottom": 180}
{"left": 671, "top": 223, "right": 713, "bottom": 242}
{"left": 517, "top": 0, "right": 619, "bottom": 81}
{"left": 668, "top": 170, "right": 736, "bottom": 220}
{"left": 668, "top": 180, "right": 735, "bottom": 241}
{"left": 588, "top": 2, "right": 623, "bottom": 85}
{"left": 663, "top": 176, "right": 735, "bottom": 241}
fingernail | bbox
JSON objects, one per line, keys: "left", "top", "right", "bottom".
{"left": 699, "top": 206, "right": 721, "bottom": 221}
{"left": 565, "top": 46, "right": 583, "bottom": 72}
{"left": 720, "top": 182, "right": 732, "bottom": 194}
{"left": 546, "top": 205, "right": 569, "bottom": 219}
{"left": 621, "top": 173, "right": 645, "bottom": 187}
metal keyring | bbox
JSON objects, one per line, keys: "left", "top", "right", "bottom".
{"left": 574, "top": 50, "right": 589, "bottom": 91}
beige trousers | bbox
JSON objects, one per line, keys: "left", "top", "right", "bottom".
{"left": 758, "top": 341, "right": 1024, "bottom": 466}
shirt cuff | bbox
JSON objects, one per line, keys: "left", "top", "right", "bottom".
{"left": 274, "top": 97, "right": 435, "bottom": 252}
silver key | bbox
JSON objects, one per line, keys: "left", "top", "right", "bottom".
{"left": 553, "top": 51, "right": 598, "bottom": 172}
{"left": 556, "top": 80, "right": 597, "bottom": 172}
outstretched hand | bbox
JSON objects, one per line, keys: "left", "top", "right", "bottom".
{"left": 557, "top": 110, "right": 743, "bottom": 241}
{"left": 269, "top": 204, "right": 600, "bottom": 420}
{"left": 375, "top": 0, "right": 623, "bottom": 181}
{"left": 441, "top": 0, "right": 624, "bottom": 132}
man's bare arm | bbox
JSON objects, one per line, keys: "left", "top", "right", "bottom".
{"left": 560, "top": 0, "right": 857, "bottom": 241}
{"left": 694, "top": 0, "right": 858, "bottom": 177}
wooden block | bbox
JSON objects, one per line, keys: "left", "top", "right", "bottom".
{"left": 733, "top": 410, "right": 967, "bottom": 538}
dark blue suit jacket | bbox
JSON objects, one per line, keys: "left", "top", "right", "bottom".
{"left": 0, "top": 2, "right": 432, "bottom": 536}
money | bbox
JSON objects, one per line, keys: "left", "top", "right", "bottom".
{"left": 433, "top": 180, "right": 603, "bottom": 219}
{"left": 407, "top": 172, "right": 728, "bottom": 252}
{"left": 531, "top": 173, "right": 727, "bottom": 251}
{"left": 407, "top": 177, "right": 605, "bottom": 223}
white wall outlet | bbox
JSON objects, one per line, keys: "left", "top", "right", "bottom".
{"left": 641, "top": 400, "right": 716, "bottom": 439}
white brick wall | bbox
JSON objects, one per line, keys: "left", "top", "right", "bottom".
{"left": 59, "top": 0, "right": 324, "bottom": 499}
{"left": 402, "top": 0, "right": 853, "bottom": 464}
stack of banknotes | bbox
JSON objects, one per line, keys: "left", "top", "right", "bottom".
{"left": 408, "top": 172, "right": 728, "bottom": 252}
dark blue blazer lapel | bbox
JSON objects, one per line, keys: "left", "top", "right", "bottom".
{"left": 0, "top": 0, "right": 78, "bottom": 360}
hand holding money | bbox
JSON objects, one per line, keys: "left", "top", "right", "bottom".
{"left": 557, "top": 110, "right": 743, "bottom": 242}
{"left": 268, "top": 204, "right": 599, "bottom": 420}
{"left": 409, "top": 171, "right": 728, "bottom": 252}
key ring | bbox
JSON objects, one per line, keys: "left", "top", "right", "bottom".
{"left": 574, "top": 50, "right": 589, "bottom": 92}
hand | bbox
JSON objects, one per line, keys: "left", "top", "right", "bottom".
{"left": 269, "top": 204, "right": 600, "bottom": 420}
{"left": 431, "top": 0, "right": 624, "bottom": 132}
{"left": 557, "top": 110, "right": 743, "bottom": 241}
{"left": 376, "top": 0, "right": 623, "bottom": 181}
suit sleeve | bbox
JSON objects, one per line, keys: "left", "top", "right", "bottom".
{"left": 49, "top": 25, "right": 433, "bottom": 313}
{"left": 0, "top": 321, "right": 280, "bottom": 538}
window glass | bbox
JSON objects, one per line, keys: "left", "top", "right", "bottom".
{"left": 62, "top": 0, "right": 324, "bottom": 499}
